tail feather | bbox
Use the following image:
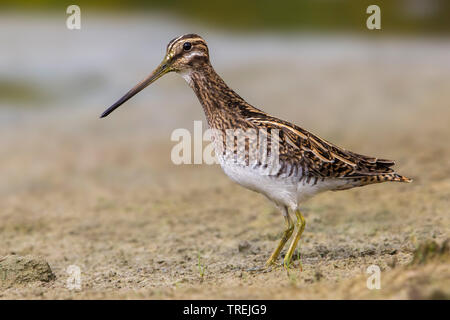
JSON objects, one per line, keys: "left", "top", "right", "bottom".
{"left": 362, "top": 172, "right": 413, "bottom": 184}
{"left": 333, "top": 172, "right": 412, "bottom": 191}
{"left": 375, "top": 158, "right": 396, "bottom": 167}
{"left": 386, "top": 173, "right": 413, "bottom": 183}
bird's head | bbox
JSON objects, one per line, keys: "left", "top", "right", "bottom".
{"left": 100, "top": 34, "right": 209, "bottom": 118}
{"left": 165, "top": 34, "right": 210, "bottom": 72}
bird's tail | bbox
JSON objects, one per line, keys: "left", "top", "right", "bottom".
{"left": 375, "top": 173, "right": 413, "bottom": 183}
{"left": 333, "top": 172, "right": 412, "bottom": 191}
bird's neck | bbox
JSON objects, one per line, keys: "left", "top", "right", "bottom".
{"left": 180, "top": 64, "right": 245, "bottom": 128}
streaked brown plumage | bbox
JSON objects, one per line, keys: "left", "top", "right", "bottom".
{"left": 101, "top": 34, "right": 412, "bottom": 269}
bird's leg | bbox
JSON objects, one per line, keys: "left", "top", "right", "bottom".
{"left": 283, "top": 209, "right": 306, "bottom": 270}
{"left": 265, "top": 212, "right": 294, "bottom": 267}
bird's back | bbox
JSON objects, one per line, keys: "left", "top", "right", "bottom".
{"left": 229, "top": 101, "right": 412, "bottom": 190}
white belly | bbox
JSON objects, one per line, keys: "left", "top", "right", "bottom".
{"left": 218, "top": 158, "right": 349, "bottom": 210}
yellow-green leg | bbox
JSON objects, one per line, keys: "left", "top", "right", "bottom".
{"left": 283, "top": 209, "right": 306, "bottom": 269}
{"left": 265, "top": 213, "right": 294, "bottom": 267}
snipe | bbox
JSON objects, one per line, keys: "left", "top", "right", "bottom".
{"left": 101, "top": 34, "right": 411, "bottom": 269}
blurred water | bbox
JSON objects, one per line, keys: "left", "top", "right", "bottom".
{"left": 1, "top": 13, "right": 449, "bottom": 134}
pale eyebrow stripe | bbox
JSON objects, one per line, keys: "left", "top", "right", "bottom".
{"left": 167, "top": 35, "right": 184, "bottom": 52}
{"left": 169, "top": 37, "right": 205, "bottom": 53}
{"left": 184, "top": 51, "right": 207, "bottom": 59}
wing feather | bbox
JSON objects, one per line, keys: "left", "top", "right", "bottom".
{"left": 247, "top": 116, "right": 395, "bottom": 179}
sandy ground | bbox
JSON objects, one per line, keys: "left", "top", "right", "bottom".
{"left": 1, "top": 33, "right": 449, "bottom": 299}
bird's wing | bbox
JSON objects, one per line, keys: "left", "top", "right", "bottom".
{"left": 246, "top": 115, "right": 395, "bottom": 179}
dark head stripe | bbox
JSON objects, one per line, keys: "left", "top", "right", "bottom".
{"left": 167, "top": 34, "right": 206, "bottom": 53}
{"left": 186, "top": 54, "right": 209, "bottom": 66}
{"left": 171, "top": 47, "right": 208, "bottom": 61}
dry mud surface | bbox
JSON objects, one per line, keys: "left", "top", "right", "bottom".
{"left": 0, "top": 35, "right": 449, "bottom": 299}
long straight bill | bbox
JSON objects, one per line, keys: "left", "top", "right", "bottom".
{"left": 100, "top": 62, "right": 169, "bottom": 118}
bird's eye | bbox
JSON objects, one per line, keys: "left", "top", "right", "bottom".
{"left": 183, "top": 42, "right": 192, "bottom": 51}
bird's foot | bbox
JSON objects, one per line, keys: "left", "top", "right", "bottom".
{"left": 245, "top": 266, "right": 266, "bottom": 273}
{"left": 264, "top": 259, "right": 283, "bottom": 271}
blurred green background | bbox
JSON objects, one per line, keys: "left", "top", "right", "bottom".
{"left": 0, "top": 0, "right": 449, "bottom": 115}
{"left": 2, "top": 0, "right": 449, "bottom": 34}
